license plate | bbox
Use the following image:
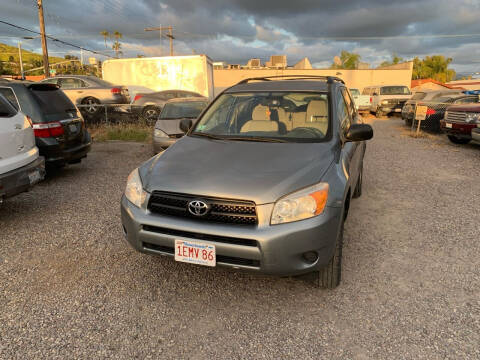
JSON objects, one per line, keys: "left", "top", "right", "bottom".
{"left": 28, "top": 170, "right": 41, "bottom": 184}
{"left": 174, "top": 239, "right": 216, "bottom": 267}
{"left": 446, "top": 123, "right": 452, "bottom": 128}
{"left": 395, "top": 108, "right": 402, "bottom": 112}
{"left": 69, "top": 124, "right": 77, "bottom": 132}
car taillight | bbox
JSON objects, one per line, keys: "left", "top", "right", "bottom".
{"left": 370, "top": 97, "right": 372, "bottom": 103}
{"left": 133, "top": 94, "right": 143, "bottom": 102}
{"left": 32, "top": 122, "right": 64, "bottom": 138}
{"left": 426, "top": 108, "right": 436, "bottom": 115}
{"left": 111, "top": 87, "right": 122, "bottom": 95}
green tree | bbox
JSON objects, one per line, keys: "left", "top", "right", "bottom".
{"left": 412, "top": 55, "right": 456, "bottom": 82}
{"left": 112, "top": 41, "right": 122, "bottom": 58}
{"left": 380, "top": 53, "right": 404, "bottom": 67}
{"left": 331, "top": 50, "right": 361, "bottom": 69}
{"left": 100, "top": 30, "right": 109, "bottom": 49}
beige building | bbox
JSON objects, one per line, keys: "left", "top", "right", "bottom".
{"left": 213, "top": 61, "right": 413, "bottom": 94}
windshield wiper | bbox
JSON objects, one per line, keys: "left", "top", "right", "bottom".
{"left": 221, "top": 136, "right": 288, "bottom": 143}
{"left": 190, "top": 132, "right": 225, "bottom": 140}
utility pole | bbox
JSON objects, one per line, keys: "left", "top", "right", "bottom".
{"left": 144, "top": 26, "right": 175, "bottom": 56}
{"left": 37, "top": 0, "right": 50, "bottom": 77}
{"left": 18, "top": 42, "right": 24, "bottom": 79}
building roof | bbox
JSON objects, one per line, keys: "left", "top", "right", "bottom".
{"left": 411, "top": 78, "right": 458, "bottom": 89}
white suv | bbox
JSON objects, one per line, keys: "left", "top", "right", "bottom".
{"left": 0, "top": 94, "right": 44, "bottom": 202}
{"left": 362, "top": 85, "right": 411, "bottom": 117}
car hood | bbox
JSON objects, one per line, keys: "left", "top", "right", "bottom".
{"left": 446, "top": 104, "right": 480, "bottom": 112}
{"left": 141, "top": 136, "right": 336, "bottom": 204}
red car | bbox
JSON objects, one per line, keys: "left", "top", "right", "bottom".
{"left": 441, "top": 104, "right": 480, "bottom": 144}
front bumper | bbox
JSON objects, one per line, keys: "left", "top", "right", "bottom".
{"left": 380, "top": 104, "right": 404, "bottom": 114}
{"left": 120, "top": 195, "right": 343, "bottom": 276}
{"left": 440, "top": 120, "right": 477, "bottom": 139}
{"left": 153, "top": 136, "right": 179, "bottom": 152}
{"left": 0, "top": 156, "right": 45, "bottom": 200}
{"left": 471, "top": 127, "right": 480, "bottom": 142}
{"left": 38, "top": 131, "right": 92, "bottom": 165}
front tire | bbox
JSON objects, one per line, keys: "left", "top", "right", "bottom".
{"left": 318, "top": 220, "right": 344, "bottom": 289}
{"left": 447, "top": 135, "right": 470, "bottom": 144}
{"left": 142, "top": 106, "right": 161, "bottom": 123}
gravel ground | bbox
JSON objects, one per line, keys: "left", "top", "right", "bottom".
{"left": 1, "top": 118, "right": 479, "bottom": 359}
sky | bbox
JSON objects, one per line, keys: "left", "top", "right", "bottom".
{"left": 1, "top": 0, "right": 480, "bottom": 75}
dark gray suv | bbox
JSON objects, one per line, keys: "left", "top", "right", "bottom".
{"left": 121, "top": 76, "right": 373, "bottom": 288}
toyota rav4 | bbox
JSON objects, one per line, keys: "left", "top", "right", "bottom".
{"left": 121, "top": 76, "right": 373, "bottom": 288}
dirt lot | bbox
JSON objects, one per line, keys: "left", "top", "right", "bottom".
{"left": 1, "top": 117, "right": 479, "bottom": 359}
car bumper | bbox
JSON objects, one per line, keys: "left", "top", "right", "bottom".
{"left": 153, "top": 136, "right": 179, "bottom": 152}
{"left": 380, "top": 105, "right": 403, "bottom": 114}
{"left": 440, "top": 120, "right": 477, "bottom": 138}
{"left": 471, "top": 127, "right": 480, "bottom": 142}
{"left": 38, "top": 131, "right": 92, "bottom": 164}
{"left": 120, "top": 195, "right": 343, "bottom": 276}
{"left": 0, "top": 156, "right": 45, "bottom": 200}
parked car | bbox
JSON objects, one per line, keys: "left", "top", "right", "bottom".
{"left": 121, "top": 75, "right": 373, "bottom": 288}
{"left": 441, "top": 103, "right": 480, "bottom": 144}
{"left": 39, "top": 75, "right": 130, "bottom": 119}
{"left": 0, "top": 93, "right": 45, "bottom": 202}
{"left": 363, "top": 85, "right": 411, "bottom": 117}
{"left": 0, "top": 82, "right": 91, "bottom": 167}
{"left": 472, "top": 127, "right": 480, "bottom": 143}
{"left": 402, "top": 90, "right": 462, "bottom": 126}
{"left": 131, "top": 89, "right": 203, "bottom": 122}
{"left": 349, "top": 88, "right": 370, "bottom": 112}
{"left": 153, "top": 97, "right": 208, "bottom": 152}
{"left": 415, "top": 94, "right": 480, "bottom": 132}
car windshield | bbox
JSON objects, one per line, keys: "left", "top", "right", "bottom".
{"left": 160, "top": 101, "right": 207, "bottom": 119}
{"left": 411, "top": 92, "right": 426, "bottom": 100}
{"left": 380, "top": 86, "right": 410, "bottom": 95}
{"left": 350, "top": 89, "right": 360, "bottom": 96}
{"left": 191, "top": 92, "right": 329, "bottom": 142}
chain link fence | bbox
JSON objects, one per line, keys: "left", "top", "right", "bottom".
{"left": 77, "top": 104, "right": 158, "bottom": 127}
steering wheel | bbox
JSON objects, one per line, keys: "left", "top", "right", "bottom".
{"left": 290, "top": 127, "right": 325, "bottom": 137}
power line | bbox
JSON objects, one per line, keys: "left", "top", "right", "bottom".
{"left": 0, "top": 19, "right": 115, "bottom": 58}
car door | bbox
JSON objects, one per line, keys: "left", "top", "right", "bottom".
{"left": 57, "top": 77, "right": 88, "bottom": 104}
{"left": 337, "top": 88, "right": 359, "bottom": 190}
{"left": 342, "top": 88, "right": 363, "bottom": 183}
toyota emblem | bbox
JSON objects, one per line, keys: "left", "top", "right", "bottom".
{"left": 188, "top": 200, "right": 209, "bottom": 216}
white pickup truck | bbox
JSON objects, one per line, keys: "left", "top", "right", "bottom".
{"left": 349, "top": 88, "right": 370, "bottom": 113}
{"left": 0, "top": 94, "right": 44, "bottom": 202}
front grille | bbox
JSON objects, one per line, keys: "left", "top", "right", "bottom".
{"left": 148, "top": 191, "right": 258, "bottom": 225}
{"left": 142, "top": 225, "right": 257, "bottom": 247}
{"left": 142, "top": 242, "right": 260, "bottom": 267}
{"left": 446, "top": 111, "right": 467, "bottom": 122}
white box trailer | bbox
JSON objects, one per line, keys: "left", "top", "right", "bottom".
{"left": 102, "top": 55, "right": 214, "bottom": 100}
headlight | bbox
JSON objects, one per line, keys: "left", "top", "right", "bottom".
{"left": 125, "top": 168, "right": 146, "bottom": 208}
{"left": 154, "top": 128, "right": 168, "bottom": 138}
{"left": 381, "top": 100, "right": 389, "bottom": 105}
{"left": 466, "top": 113, "right": 480, "bottom": 123}
{"left": 271, "top": 183, "right": 329, "bottom": 225}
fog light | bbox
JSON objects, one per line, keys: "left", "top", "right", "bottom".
{"left": 302, "top": 251, "right": 318, "bottom": 263}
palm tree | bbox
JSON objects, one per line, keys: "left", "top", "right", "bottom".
{"left": 112, "top": 41, "right": 122, "bottom": 58}
{"left": 113, "top": 31, "right": 122, "bottom": 40}
{"left": 100, "top": 30, "right": 109, "bottom": 49}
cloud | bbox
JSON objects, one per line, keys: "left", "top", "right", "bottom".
{"left": 1, "top": 0, "right": 479, "bottom": 74}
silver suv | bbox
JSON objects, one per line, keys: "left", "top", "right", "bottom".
{"left": 121, "top": 76, "right": 373, "bottom": 288}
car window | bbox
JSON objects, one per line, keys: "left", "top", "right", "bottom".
{"left": 160, "top": 101, "right": 208, "bottom": 119}
{"left": 454, "top": 96, "right": 479, "bottom": 104}
{"left": 337, "top": 91, "right": 351, "bottom": 133}
{"left": 342, "top": 88, "right": 356, "bottom": 121}
{"left": 349, "top": 89, "right": 360, "bottom": 97}
{"left": 0, "top": 94, "right": 17, "bottom": 117}
{"left": 28, "top": 86, "right": 76, "bottom": 120}
{"left": 0, "top": 87, "right": 20, "bottom": 110}
{"left": 192, "top": 92, "right": 329, "bottom": 142}
{"left": 59, "top": 78, "right": 86, "bottom": 89}
{"left": 411, "top": 92, "right": 426, "bottom": 100}
{"left": 41, "top": 78, "right": 58, "bottom": 85}
{"left": 362, "top": 88, "right": 370, "bottom": 95}
{"left": 380, "top": 86, "right": 411, "bottom": 95}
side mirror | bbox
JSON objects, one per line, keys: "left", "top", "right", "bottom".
{"left": 179, "top": 118, "right": 193, "bottom": 133}
{"left": 345, "top": 124, "right": 373, "bottom": 142}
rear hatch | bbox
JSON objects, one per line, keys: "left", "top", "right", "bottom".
{"left": 28, "top": 84, "right": 84, "bottom": 146}
{"left": 0, "top": 96, "right": 37, "bottom": 174}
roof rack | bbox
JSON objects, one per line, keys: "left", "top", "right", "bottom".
{"left": 236, "top": 75, "right": 345, "bottom": 85}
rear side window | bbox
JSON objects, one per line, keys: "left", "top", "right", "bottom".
{"left": 0, "top": 94, "right": 17, "bottom": 117}
{"left": 28, "top": 87, "right": 76, "bottom": 116}
{"left": 59, "top": 78, "right": 87, "bottom": 89}
{"left": 362, "top": 88, "right": 370, "bottom": 95}
{"left": 0, "top": 87, "right": 20, "bottom": 110}
{"left": 380, "top": 86, "right": 410, "bottom": 95}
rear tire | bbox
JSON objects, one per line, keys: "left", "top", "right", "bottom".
{"left": 318, "top": 220, "right": 344, "bottom": 289}
{"left": 80, "top": 97, "right": 102, "bottom": 122}
{"left": 447, "top": 135, "right": 470, "bottom": 144}
{"left": 141, "top": 106, "right": 161, "bottom": 123}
